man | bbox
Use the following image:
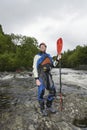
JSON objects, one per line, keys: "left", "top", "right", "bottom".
{"left": 33, "top": 42, "right": 61, "bottom": 116}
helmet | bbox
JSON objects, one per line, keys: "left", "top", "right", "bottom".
{"left": 39, "top": 42, "right": 47, "bottom": 48}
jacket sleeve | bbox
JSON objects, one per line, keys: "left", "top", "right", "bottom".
{"left": 33, "top": 55, "right": 39, "bottom": 79}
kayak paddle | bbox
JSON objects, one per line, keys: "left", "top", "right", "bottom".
{"left": 57, "top": 38, "right": 63, "bottom": 111}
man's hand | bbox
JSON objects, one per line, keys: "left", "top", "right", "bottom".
{"left": 36, "top": 79, "right": 41, "bottom": 86}
{"left": 57, "top": 54, "right": 62, "bottom": 61}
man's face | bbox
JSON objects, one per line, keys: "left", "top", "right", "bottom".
{"left": 40, "top": 45, "right": 46, "bottom": 52}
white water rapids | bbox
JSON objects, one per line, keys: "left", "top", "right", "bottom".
{"left": 0, "top": 68, "right": 87, "bottom": 90}
{"left": 52, "top": 68, "right": 87, "bottom": 90}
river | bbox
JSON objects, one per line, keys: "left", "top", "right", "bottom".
{"left": 52, "top": 68, "right": 87, "bottom": 89}
{"left": 52, "top": 68, "right": 87, "bottom": 95}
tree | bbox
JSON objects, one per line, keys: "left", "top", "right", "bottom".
{"left": 61, "top": 45, "right": 87, "bottom": 68}
{"left": 0, "top": 24, "right": 4, "bottom": 35}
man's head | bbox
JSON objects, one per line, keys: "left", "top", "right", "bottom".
{"left": 39, "top": 43, "right": 47, "bottom": 52}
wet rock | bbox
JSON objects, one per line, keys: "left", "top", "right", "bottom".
{"left": 63, "top": 94, "right": 87, "bottom": 123}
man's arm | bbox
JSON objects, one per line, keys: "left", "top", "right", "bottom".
{"left": 33, "top": 55, "right": 41, "bottom": 86}
{"left": 33, "top": 55, "right": 39, "bottom": 79}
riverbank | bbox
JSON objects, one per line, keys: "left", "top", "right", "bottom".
{"left": 0, "top": 69, "right": 87, "bottom": 130}
{"left": 78, "top": 65, "right": 87, "bottom": 70}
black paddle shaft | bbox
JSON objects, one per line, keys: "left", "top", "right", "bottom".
{"left": 59, "top": 59, "right": 62, "bottom": 93}
{"left": 59, "top": 59, "right": 63, "bottom": 111}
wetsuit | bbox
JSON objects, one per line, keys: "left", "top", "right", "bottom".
{"left": 33, "top": 52, "right": 57, "bottom": 110}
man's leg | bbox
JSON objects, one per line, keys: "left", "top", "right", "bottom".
{"left": 45, "top": 73, "right": 56, "bottom": 106}
{"left": 38, "top": 78, "right": 47, "bottom": 116}
{"left": 46, "top": 82, "right": 56, "bottom": 113}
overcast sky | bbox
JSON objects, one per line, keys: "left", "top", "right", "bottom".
{"left": 0, "top": 0, "right": 87, "bottom": 55}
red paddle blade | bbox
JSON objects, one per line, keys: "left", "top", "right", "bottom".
{"left": 57, "top": 38, "right": 63, "bottom": 54}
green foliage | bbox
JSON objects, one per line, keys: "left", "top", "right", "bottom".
{"left": 0, "top": 53, "right": 17, "bottom": 71}
{"left": 61, "top": 45, "right": 87, "bottom": 68}
{"left": 15, "top": 36, "right": 39, "bottom": 69}
{"left": 0, "top": 33, "right": 15, "bottom": 54}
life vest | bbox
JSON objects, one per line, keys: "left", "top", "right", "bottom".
{"left": 37, "top": 53, "right": 53, "bottom": 72}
